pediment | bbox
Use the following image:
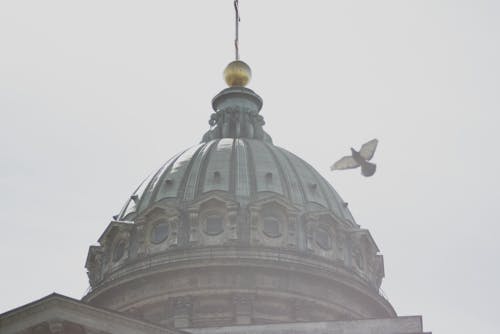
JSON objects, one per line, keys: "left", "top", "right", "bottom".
{"left": 97, "top": 221, "right": 134, "bottom": 246}
{"left": 248, "top": 194, "right": 300, "bottom": 214}
{"left": 0, "top": 294, "right": 183, "bottom": 334}
{"left": 143, "top": 205, "right": 182, "bottom": 221}
{"left": 188, "top": 192, "right": 239, "bottom": 211}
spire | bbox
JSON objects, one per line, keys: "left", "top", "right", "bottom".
{"left": 201, "top": 86, "right": 271, "bottom": 143}
{"left": 201, "top": 1, "right": 271, "bottom": 143}
{"left": 223, "top": 0, "right": 252, "bottom": 88}
{"left": 234, "top": 0, "right": 241, "bottom": 61}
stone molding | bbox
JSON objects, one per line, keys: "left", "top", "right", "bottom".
{"left": 185, "top": 316, "right": 429, "bottom": 334}
{"left": 87, "top": 193, "right": 384, "bottom": 291}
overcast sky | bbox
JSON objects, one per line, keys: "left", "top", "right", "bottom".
{"left": 1, "top": 1, "right": 499, "bottom": 333}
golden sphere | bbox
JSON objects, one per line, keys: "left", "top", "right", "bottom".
{"left": 223, "top": 60, "right": 252, "bottom": 87}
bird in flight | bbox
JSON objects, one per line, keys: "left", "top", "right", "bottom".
{"left": 331, "top": 139, "right": 378, "bottom": 177}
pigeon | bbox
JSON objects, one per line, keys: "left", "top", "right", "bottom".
{"left": 331, "top": 139, "right": 378, "bottom": 177}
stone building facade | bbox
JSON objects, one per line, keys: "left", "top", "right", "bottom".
{"left": 0, "top": 64, "right": 431, "bottom": 334}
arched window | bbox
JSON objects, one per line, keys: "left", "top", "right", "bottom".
{"left": 150, "top": 219, "right": 169, "bottom": 244}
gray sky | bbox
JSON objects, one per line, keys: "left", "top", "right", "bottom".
{"left": 1, "top": 1, "right": 499, "bottom": 333}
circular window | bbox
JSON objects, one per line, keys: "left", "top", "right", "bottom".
{"left": 262, "top": 216, "right": 281, "bottom": 238}
{"left": 113, "top": 240, "right": 126, "bottom": 262}
{"left": 205, "top": 214, "right": 224, "bottom": 235}
{"left": 151, "top": 219, "right": 169, "bottom": 244}
{"left": 315, "top": 227, "right": 332, "bottom": 250}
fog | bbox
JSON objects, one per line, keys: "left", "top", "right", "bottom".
{"left": 1, "top": 1, "right": 499, "bottom": 333}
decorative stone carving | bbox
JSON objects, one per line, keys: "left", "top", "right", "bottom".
{"left": 86, "top": 246, "right": 104, "bottom": 287}
{"left": 248, "top": 197, "right": 299, "bottom": 248}
{"left": 110, "top": 230, "right": 131, "bottom": 266}
{"left": 186, "top": 195, "right": 240, "bottom": 246}
{"left": 201, "top": 87, "right": 273, "bottom": 143}
{"left": 137, "top": 206, "right": 181, "bottom": 256}
{"left": 303, "top": 212, "right": 352, "bottom": 263}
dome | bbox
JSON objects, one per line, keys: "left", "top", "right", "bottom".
{"left": 118, "top": 138, "right": 356, "bottom": 225}
{"left": 84, "top": 85, "right": 395, "bottom": 328}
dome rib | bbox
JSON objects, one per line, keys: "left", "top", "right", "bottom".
{"left": 182, "top": 140, "right": 218, "bottom": 201}
{"left": 120, "top": 168, "right": 160, "bottom": 220}
{"left": 279, "top": 149, "right": 314, "bottom": 204}
{"left": 267, "top": 144, "right": 306, "bottom": 205}
{"left": 228, "top": 139, "right": 237, "bottom": 195}
{"left": 202, "top": 138, "right": 234, "bottom": 194}
{"left": 279, "top": 148, "right": 328, "bottom": 208}
{"left": 308, "top": 163, "right": 348, "bottom": 220}
{"left": 248, "top": 139, "right": 284, "bottom": 195}
{"left": 193, "top": 139, "right": 220, "bottom": 199}
{"left": 139, "top": 149, "right": 186, "bottom": 212}
{"left": 286, "top": 150, "right": 335, "bottom": 212}
{"left": 234, "top": 139, "right": 251, "bottom": 200}
{"left": 242, "top": 138, "right": 258, "bottom": 199}
{"left": 261, "top": 142, "right": 293, "bottom": 201}
{"left": 118, "top": 178, "right": 145, "bottom": 220}
{"left": 174, "top": 143, "right": 208, "bottom": 202}
{"left": 159, "top": 144, "right": 204, "bottom": 202}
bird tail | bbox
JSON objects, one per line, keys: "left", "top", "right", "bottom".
{"left": 361, "top": 162, "right": 376, "bottom": 177}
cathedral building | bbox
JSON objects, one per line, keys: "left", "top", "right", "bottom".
{"left": 0, "top": 58, "right": 430, "bottom": 334}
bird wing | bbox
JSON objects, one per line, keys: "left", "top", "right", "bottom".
{"left": 330, "top": 156, "right": 359, "bottom": 170}
{"left": 359, "top": 139, "right": 378, "bottom": 161}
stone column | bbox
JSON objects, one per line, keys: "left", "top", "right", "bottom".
{"left": 227, "top": 204, "right": 239, "bottom": 243}
{"left": 188, "top": 209, "right": 199, "bottom": 244}
{"left": 287, "top": 215, "right": 298, "bottom": 248}
{"left": 249, "top": 207, "right": 260, "bottom": 246}
{"left": 168, "top": 216, "right": 179, "bottom": 247}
